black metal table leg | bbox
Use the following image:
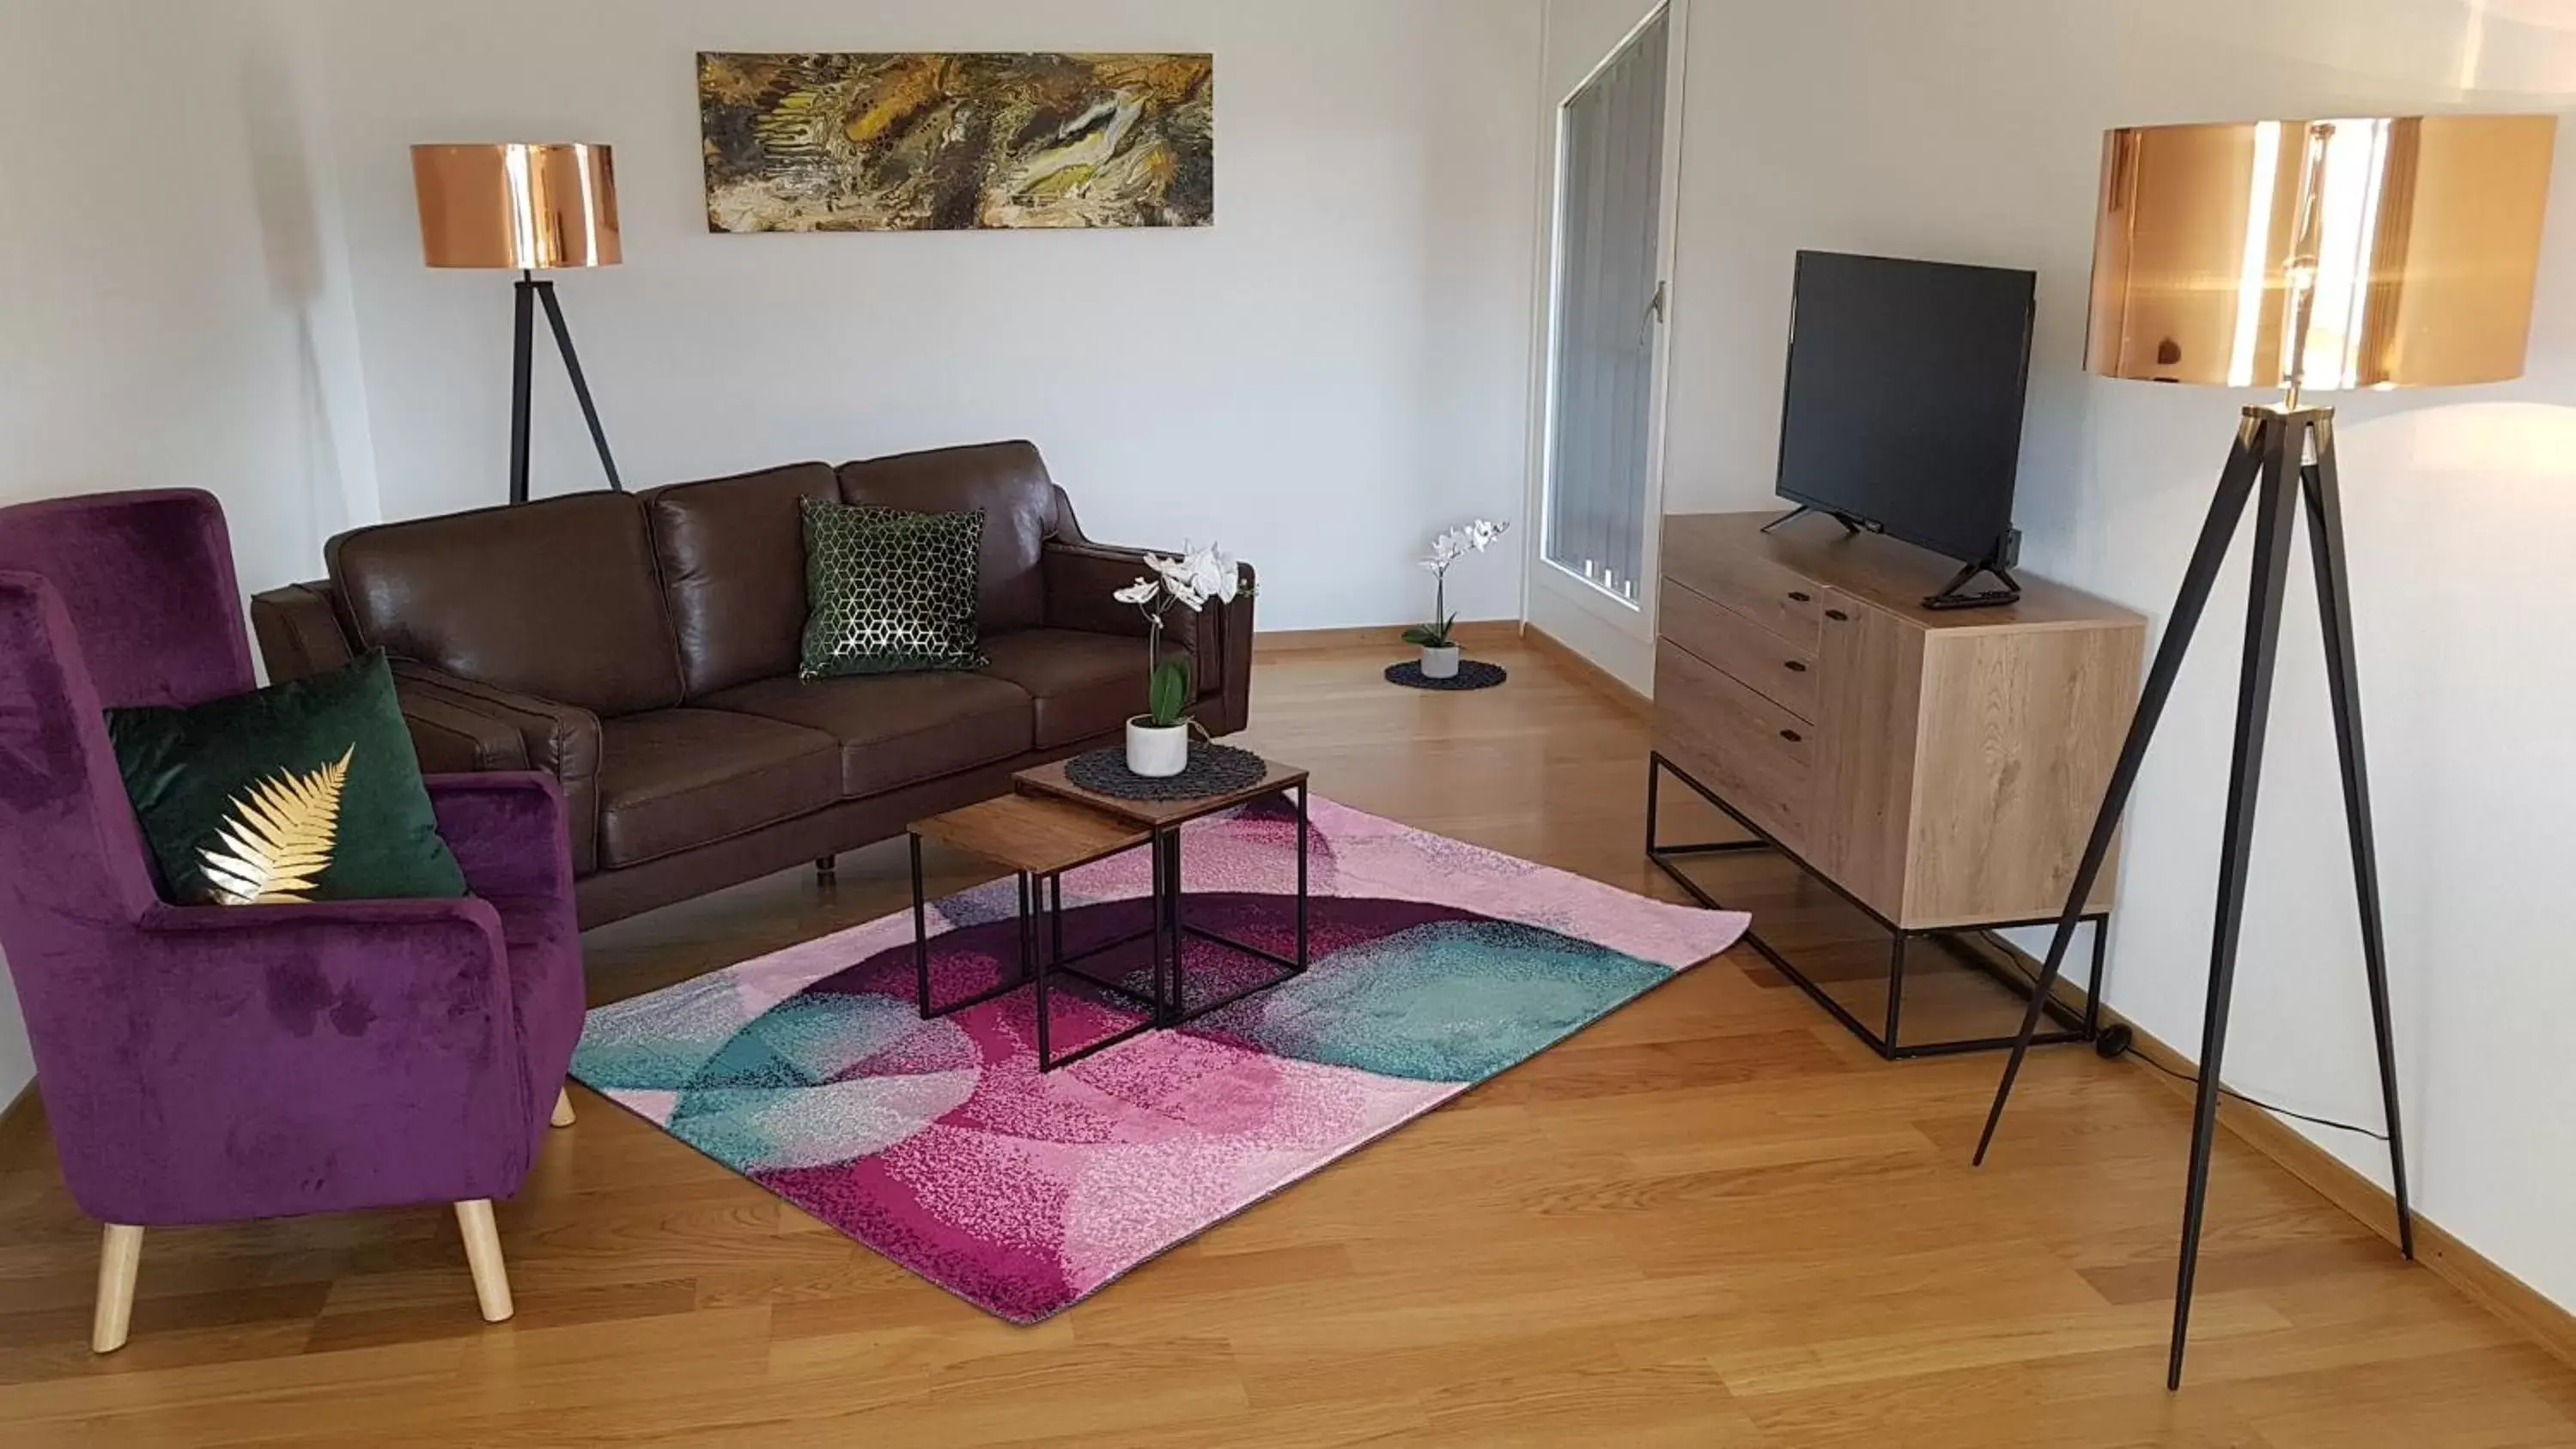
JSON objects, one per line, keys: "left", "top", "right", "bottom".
{"left": 910, "top": 832, "right": 930, "bottom": 1016}
{"left": 1295, "top": 779, "right": 1310, "bottom": 969}
{"left": 1017, "top": 870, "right": 1033, "bottom": 989}
{"left": 1037, "top": 871, "right": 1058, "bottom": 1070}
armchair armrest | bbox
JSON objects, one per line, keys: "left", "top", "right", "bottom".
{"left": 52, "top": 897, "right": 537, "bottom": 1225}
{"left": 426, "top": 772, "right": 574, "bottom": 905}
{"left": 391, "top": 663, "right": 602, "bottom": 876}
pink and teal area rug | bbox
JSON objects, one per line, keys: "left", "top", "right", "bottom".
{"left": 570, "top": 795, "right": 1747, "bottom": 1321}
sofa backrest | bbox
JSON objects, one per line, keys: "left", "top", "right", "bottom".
{"left": 837, "top": 440, "right": 1060, "bottom": 634}
{"left": 330, "top": 491, "right": 685, "bottom": 717}
{"left": 641, "top": 462, "right": 837, "bottom": 698}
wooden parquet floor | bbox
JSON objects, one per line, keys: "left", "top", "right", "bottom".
{"left": 1, "top": 638, "right": 2570, "bottom": 1446}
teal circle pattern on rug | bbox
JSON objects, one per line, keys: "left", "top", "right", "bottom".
{"left": 1212, "top": 919, "right": 1671, "bottom": 1081}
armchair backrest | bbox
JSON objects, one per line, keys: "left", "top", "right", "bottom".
{"left": 0, "top": 491, "right": 243, "bottom": 1039}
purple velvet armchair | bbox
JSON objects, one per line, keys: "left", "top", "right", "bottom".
{"left": 0, "top": 489, "right": 586, "bottom": 1351}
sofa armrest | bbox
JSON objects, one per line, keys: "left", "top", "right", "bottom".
{"left": 250, "top": 581, "right": 356, "bottom": 685}
{"left": 1042, "top": 491, "right": 1255, "bottom": 736}
{"left": 391, "top": 663, "right": 603, "bottom": 876}
{"left": 48, "top": 897, "right": 537, "bottom": 1225}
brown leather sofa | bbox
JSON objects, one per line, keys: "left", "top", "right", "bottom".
{"left": 251, "top": 441, "right": 1254, "bottom": 928}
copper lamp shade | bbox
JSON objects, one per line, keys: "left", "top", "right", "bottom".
{"left": 2087, "top": 114, "right": 2555, "bottom": 393}
{"left": 412, "top": 142, "right": 621, "bottom": 270}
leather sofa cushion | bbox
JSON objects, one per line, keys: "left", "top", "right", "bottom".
{"left": 643, "top": 462, "right": 838, "bottom": 698}
{"left": 837, "top": 441, "right": 1057, "bottom": 634}
{"left": 702, "top": 672, "right": 1033, "bottom": 799}
{"left": 595, "top": 708, "right": 840, "bottom": 867}
{"left": 977, "top": 629, "right": 1188, "bottom": 749}
{"left": 331, "top": 493, "right": 685, "bottom": 718}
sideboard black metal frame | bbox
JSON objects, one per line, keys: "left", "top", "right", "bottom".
{"left": 1645, "top": 752, "right": 2105, "bottom": 1059}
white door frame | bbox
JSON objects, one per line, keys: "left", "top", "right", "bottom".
{"left": 1521, "top": 0, "right": 1689, "bottom": 697}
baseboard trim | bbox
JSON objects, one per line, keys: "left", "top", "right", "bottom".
{"left": 1974, "top": 932, "right": 2576, "bottom": 1372}
{"left": 0, "top": 1078, "right": 41, "bottom": 1161}
{"left": 1252, "top": 621, "right": 1520, "bottom": 656}
{"left": 1520, "top": 621, "right": 1651, "bottom": 718}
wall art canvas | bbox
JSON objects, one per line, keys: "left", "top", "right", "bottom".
{"left": 699, "top": 51, "right": 1214, "bottom": 233}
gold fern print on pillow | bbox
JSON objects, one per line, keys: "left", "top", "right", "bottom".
{"left": 199, "top": 746, "right": 353, "bottom": 906}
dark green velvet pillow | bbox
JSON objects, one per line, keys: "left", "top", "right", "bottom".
{"left": 106, "top": 650, "right": 470, "bottom": 906}
{"left": 798, "top": 499, "right": 988, "bottom": 678}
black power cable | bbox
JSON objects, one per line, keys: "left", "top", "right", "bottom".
{"left": 2093, "top": 1023, "right": 2390, "bottom": 1143}
{"left": 1970, "top": 934, "right": 2391, "bottom": 1143}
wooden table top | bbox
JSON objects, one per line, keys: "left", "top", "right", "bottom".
{"left": 1013, "top": 754, "right": 1308, "bottom": 828}
{"left": 907, "top": 792, "right": 1150, "bottom": 876}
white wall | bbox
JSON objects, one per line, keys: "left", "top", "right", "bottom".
{"left": 0, "top": 0, "right": 379, "bottom": 1106}
{"left": 1646, "top": 0, "right": 2576, "bottom": 1310}
{"left": 307, "top": 0, "right": 1545, "bottom": 631}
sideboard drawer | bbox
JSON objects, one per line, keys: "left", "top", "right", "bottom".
{"left": 1659, "top": 580, "right": 1820, "bottom": 721}
{"left": 1662, "top": 543, "right": 1824, "bottom": 653}
{"left": 1654, "top": 640, "right": 1813, "bottom": 851}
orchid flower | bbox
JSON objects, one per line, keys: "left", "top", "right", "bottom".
{"left": 1111, "top": 543, "right": 1245, "bottom": 729}
{"left": 1406, "top": 518, "right": 1511, "bottom": 651}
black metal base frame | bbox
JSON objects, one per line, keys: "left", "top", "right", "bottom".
{"left": 508, "top": 270, "right": 623, "bottom": 506}
{"left": 1971, "top": 404, "right": 2414, "bottom": 1391}
{"left": 1647, "top": 754, "right": 2104, "bottom": 1060}
{"left": 908, "top": 780, "right": 1312, "bottom": 1072}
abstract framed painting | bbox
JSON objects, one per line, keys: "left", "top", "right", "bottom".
{"left": 698, "top": 51, "right": 1214, "bottom": 232}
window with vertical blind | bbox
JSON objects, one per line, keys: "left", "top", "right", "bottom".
{"left": 1543, "top": 9, "right": 1669, "bottom": 608}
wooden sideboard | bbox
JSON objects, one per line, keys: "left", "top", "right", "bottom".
{"left": 1653, "top": 512, "right": 2145, "bottom": 934}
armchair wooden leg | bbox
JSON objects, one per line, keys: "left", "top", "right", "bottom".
{"left": 550, "top": 1087, "right": 576, "bottom": 1127}
{"left": 92, "top": 1224, "right": 143, "bottom": 1353}
{"left": 815, "top": 854, "right": 837, "bottom": 883}
{"left": 454, "top": 1200, "right": 514, "bottom": 1323}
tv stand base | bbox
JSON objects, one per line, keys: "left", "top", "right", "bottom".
{"left": 1924, "top": 559, "right": 2021, "bottom": 609}
{"left": 1760, "top": 504, "right": 1864, "bottom": 537}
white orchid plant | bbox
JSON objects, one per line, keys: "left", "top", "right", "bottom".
{"left": 1405, "top": 518, "right": 1510, "bottom": 651}
{"left": 1114, "top": 543, "right": 1245, "bottom": 730}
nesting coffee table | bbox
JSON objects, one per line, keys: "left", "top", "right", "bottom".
{"left": 907, "top": 755, "right": 1311, "bottom": 1070}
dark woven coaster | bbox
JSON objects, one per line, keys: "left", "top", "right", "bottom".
{"left": 1385, "top": 659, "right": 1509, "bottom": 691}
{"left": 1063, "top": 742, "right": 1270, "bottom": 801}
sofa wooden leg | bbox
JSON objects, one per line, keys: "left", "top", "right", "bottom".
{"left": 91, "top": 1223, "right": 143, "bottom": 1353}
{"left": 454, "top": 1200, "right": 514, "bottom": 1323}
{"left": 815, "top": 854, "right": 836, "bottom": 883}
{"left": 550, "top": 1087, "right": 576, "bottom": 1128}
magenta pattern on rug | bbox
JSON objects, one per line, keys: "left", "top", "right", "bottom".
{"left": 571, "top": 797, "right": 1747, "bottom": 1321}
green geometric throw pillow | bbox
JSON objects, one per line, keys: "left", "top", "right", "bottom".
{"left": 106, "top": 650, "right": 470, "bottom": 906}
{"left": 798, "top": 499, "right": 989, "bottom": 678}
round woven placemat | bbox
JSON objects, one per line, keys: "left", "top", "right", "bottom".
{"left": 1064, "top": 742, "right": 1270, "bottom": 801}
{"left": 1385, "top": 659, "right": 1509, "bottom": 692}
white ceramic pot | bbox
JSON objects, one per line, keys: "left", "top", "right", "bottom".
{"left": 1420, "top": 644, "right": 1462, "bottom": 680}
{"left": 1126, "top": 717, "right": 1190, "bottom": 778}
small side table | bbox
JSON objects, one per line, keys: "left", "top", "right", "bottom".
{"left": 1014, "top": 755, "right": 1311, "bottom": 1026}
{"left": 908, "top": 794, "right": 1158, "bottom": 1070}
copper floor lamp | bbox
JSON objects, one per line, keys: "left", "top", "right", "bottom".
{"left": 1971, "top": 113, "right": 2557, "bottom": 1389}
{"left": 413, "top": 142, "right": 625, "bottom": 505}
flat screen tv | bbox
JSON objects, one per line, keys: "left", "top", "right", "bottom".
{"left": 1775, "top": 251, "right": 2036, "bottom": 602}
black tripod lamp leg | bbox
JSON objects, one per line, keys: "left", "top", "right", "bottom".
{"left": 508, "top": 274, "right": 537, "bottom": 505}
{"left": 1974, "top": 413, "right": 2269, "bottom": 1165}
{"left": 536, "top": 280, "right": 625, "bottom": 492}
{"left": 2168, "top": 418, "right": 2306, "bottom": 1391}
{"left": 2300, "top": 418, "right": 2414, "bottom": 1259}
